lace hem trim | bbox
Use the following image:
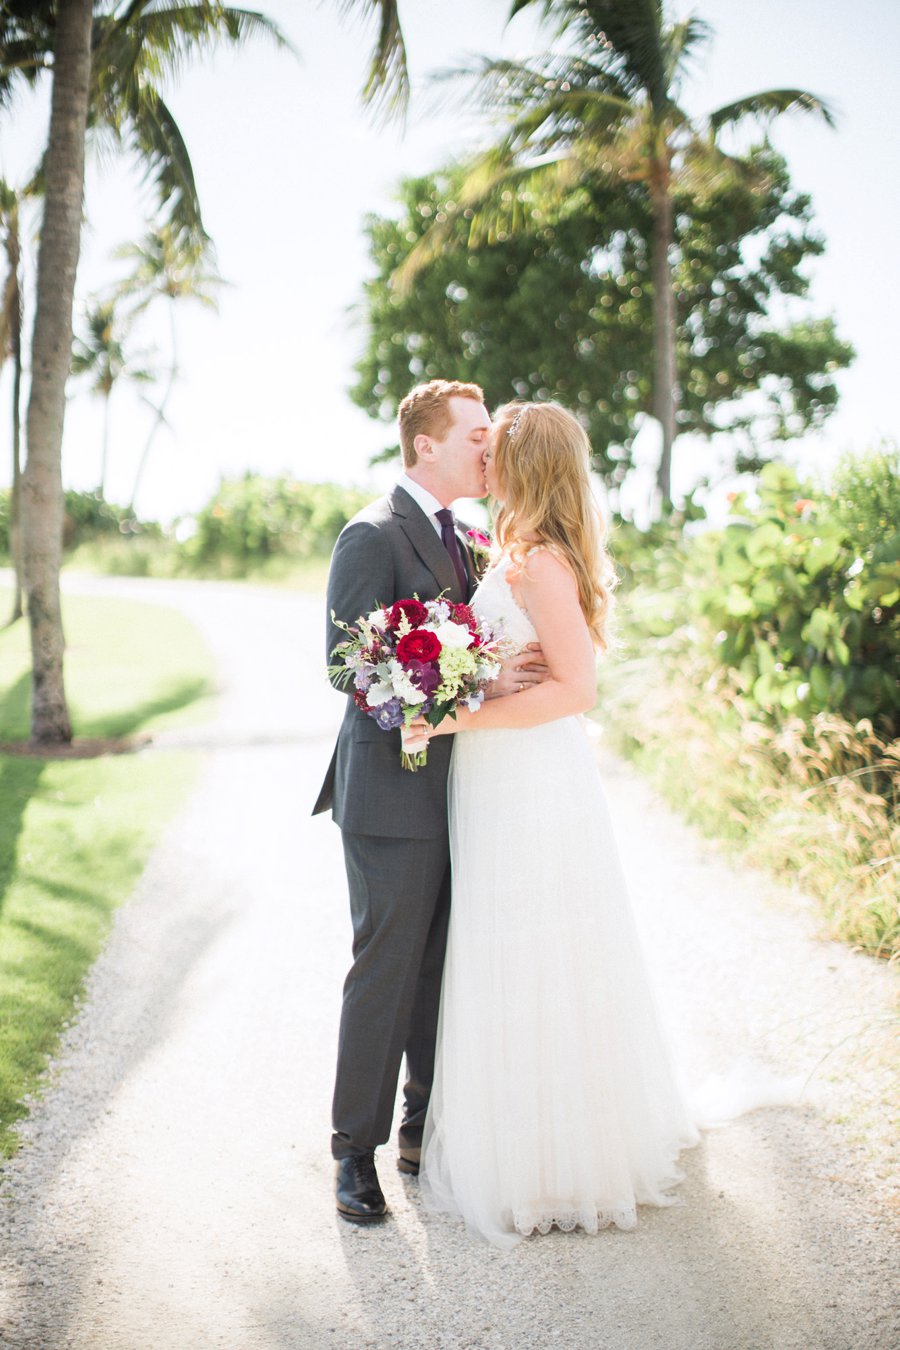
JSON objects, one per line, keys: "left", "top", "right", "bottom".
{"left": 513, "top": 1206, "right": 637, "bottom": 1237}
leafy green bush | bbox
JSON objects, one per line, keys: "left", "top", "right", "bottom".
{"left": 182, "top": 475, "right": 370, "bottom": 567}
{"left": 61, "top": 490, "right": 162, "bottom": 546}
{"left": 830, "top": 443, "right": 900, "bottom": 542}
{"left": 0, "top": 488, "right": 159, "bottom": 553}
{"left": 600, "top": 448, "right": 900, "bottom": 958}
{"left": 687, "top": 458, "right": 899, "bottom": 734}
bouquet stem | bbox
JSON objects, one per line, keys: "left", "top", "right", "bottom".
{"left": 401, "top": 747, "right": 428, "bottom": 772}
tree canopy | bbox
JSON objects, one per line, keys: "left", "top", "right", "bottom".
{"left": 352, "top": 147, "right": 853, "bottom": 485}
{"left": 391, "top": 0, "right": 837, "bottom": 502}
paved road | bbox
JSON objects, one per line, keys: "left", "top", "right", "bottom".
{"left": 1, "top": 575, "right": 897, "bottom": 1349}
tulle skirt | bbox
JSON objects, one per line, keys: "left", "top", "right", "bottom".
{"left": 420, "top": 718, "right": 700, "bottom": 1248}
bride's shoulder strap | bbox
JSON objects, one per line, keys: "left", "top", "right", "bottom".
{"left": 525, "top": 540, "right": 566, "bottom": 562}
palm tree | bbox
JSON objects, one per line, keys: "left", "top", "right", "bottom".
{"left": 399, "top": 0, "right": 833, "bottom": 507}
{"left": 115, "top": 226, "right": 222, "bottom": 511}
{"left": 0, "top": 179, "right": 25, "bottom": 622}
{"left": 71, "top": 296, "right": 157, "bottom": 499}
{"left": 1, "top": 3, "right": 405, "bottom": 242}
{"left": 6, "top": 0, "right": 408, "bottom": 744}
{"left": 20, "top": 0, "right": 93, "bottom": 743}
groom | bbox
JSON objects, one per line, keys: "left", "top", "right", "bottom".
{"left": 313, "top": 379, "right": 543, "bottom": 1223}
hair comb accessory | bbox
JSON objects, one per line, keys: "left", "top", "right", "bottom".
{"left": 506, "top": 405, "right": 531, "bottom": 440}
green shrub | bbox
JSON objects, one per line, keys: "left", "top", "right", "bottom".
{"left": 0, "top": 489, "right": 162, "bottom": 554}
{"left": 687, "top": 458, "right": 899, "bottom": 735}
{"left": 599, "top": 448, "right": 900, "bottom": 958}
{"left": 182, "top": 475, "right": 371, "bottom": 568}
{"left": 831, "top": 443, "right": 900, "bottom": 543}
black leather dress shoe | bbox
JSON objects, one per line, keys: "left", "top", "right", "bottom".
{"left": 397, "top": 1147, "right": 420, "bottom": 1177}
{"left": 335, "top": 1154, "right": 387, "bottom": 1224}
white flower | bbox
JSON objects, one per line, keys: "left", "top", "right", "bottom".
{"left": 432, "top": 619, "right": 475, "bottom": 650}
{"left": 388, "top": 660, "right": 428, "bottom": 705}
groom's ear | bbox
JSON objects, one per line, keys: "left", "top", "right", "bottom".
{"left": 414, "top": 433, "right": 436, "bottom": 463}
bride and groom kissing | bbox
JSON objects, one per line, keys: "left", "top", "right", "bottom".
{"left": 313, "top": 378, "right": 698, "bottom": 1247}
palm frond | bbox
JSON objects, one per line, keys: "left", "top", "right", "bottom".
{"left": 392, "top": 143, "right": 584, "bottom": 293}
{"left": 664, "top": 16, "right": 712, "bottom": 93}
{"left": 114, "top": 224, "right": 223, "bottom": 310}
{"left": 123, "top": 87, "right": 206, "bottom": 242}
{"left": 340, "top": 0, "right": 408, "bottom": 121}
{"left": 500, "top": 86, "right": 636, "bottom": 161}
{"left": 94, "top": 4, "right": 293, "bottom": 90}
{"left": 531, "top": 0, "right": 668, "bottom": 109}
{"left": 710, "top": 89, "right": 836, "bottom": 134}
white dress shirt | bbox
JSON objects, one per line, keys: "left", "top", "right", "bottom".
{"left": 397, "top": 472, "right": 448, "bottom": 539}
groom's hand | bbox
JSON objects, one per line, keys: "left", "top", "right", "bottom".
{"left": 489, "top": 644, "right": 549, "bottom": 699}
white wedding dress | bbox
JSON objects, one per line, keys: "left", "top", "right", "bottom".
{"left": 420, "top": 553, "right": 701, "bottom": 1247}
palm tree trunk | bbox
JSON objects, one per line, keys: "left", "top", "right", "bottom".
{"left": 99, "top": 391, "right": 111, "bottom": 499}
{"left": 9, "top": 301, "right": 23, "bottom": 623}
{"left": 7, "top": 208, "right": 24, "bottom": 623}
{"left": 650, "top": 176, "right": 677, "bottom": 511}
{"left": 130, "top": 304, "right": 177, "bottom": 513}
{"left": 21, "top": 0, "right": 94, "bottom": 744}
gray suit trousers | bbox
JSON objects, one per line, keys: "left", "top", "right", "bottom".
{"left": 331, "top": 829, "right": 451, "bottom": 1159}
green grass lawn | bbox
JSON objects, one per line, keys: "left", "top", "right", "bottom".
{"left": 0, "top": 587, "right": 216, "bottom": 1157}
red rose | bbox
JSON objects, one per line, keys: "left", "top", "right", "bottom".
{"left": 397, "top": 629, "right": 442, "bottom": 665}
{"left": 388, "top": 598, "right": 428, "bottom": 629}
{"left": 451, "top": 602, "right": 478, "bottom": 633}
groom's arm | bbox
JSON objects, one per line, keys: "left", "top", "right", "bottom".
{"left": 325, "top": 520, "right": 395, "bottom": 692}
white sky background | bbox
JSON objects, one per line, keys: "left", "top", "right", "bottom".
{"left": 1, "top": 0, "right": 898, "bottom": 524}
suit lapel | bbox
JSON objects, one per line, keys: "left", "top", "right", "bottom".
{"left": 456, "top": 527, "right": 476, "bottom": 601}
{"left": 390, "top": 485, "right": 459, "bottom": 599}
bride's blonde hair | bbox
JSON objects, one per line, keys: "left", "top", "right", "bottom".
{"left": 491, "top": 401, "right": 616, "bottom": 650}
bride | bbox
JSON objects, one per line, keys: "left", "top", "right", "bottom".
{"left": 408, "top": 401, "right": 700, "bottom": 1247}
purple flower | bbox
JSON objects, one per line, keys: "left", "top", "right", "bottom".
{"left": 405, "top": 659, "right": 441, "bottom": 696}
{"left": 373, "top": 698, "right": 405, "bottom": 731}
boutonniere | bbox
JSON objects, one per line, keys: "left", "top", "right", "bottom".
{"left": 466, "top": 528, "right": 493, "bottom": 579}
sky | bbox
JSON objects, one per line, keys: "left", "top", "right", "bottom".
{"left": 1, "top": 0, "right": 898, "bottom": 525}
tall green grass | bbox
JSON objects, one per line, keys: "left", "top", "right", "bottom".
{"left": 597, "top": 646, "right": 899, "bottom": 961}
{"left": 0, "top": 588, "right": 215, "bottom": 1156}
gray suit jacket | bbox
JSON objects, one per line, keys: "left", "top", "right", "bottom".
{"left": 312, "top": 484, "right": 475, "bottom": 838}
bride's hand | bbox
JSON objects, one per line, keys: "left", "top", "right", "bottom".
{"left": 401, "top": 717, "right": 432, "bottom": 753}
{"left": 488, "top": 643, "right": 549, "bottom": 699}
{"left": 404, "top": 713, "right": 454, "bottom": 746}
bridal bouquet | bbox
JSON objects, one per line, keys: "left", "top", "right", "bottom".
{"left": 329, "top": 596, "right": 506, "bottom": 770}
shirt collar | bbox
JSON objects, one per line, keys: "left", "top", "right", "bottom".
{"left": 397, "top": 472, "right": 446, "bottom": 529}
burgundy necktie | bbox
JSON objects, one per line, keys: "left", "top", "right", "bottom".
{"left": 435, "top": 508, "right": 468, "bottom": 597}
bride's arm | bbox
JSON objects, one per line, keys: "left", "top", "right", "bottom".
{"left": 436, "top": 549, "right": 597, "bottom": 734}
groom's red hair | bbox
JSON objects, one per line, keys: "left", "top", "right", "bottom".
{"left": 398, "top": 379, "right": 485, "bottom": 467}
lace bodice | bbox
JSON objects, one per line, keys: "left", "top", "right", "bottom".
{"left": 472, "top": 554, "right": 538, "bottom": 649}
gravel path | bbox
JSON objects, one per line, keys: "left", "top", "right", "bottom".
{"left": 1, "top": 574, "right": 897, "bottom": 1350}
